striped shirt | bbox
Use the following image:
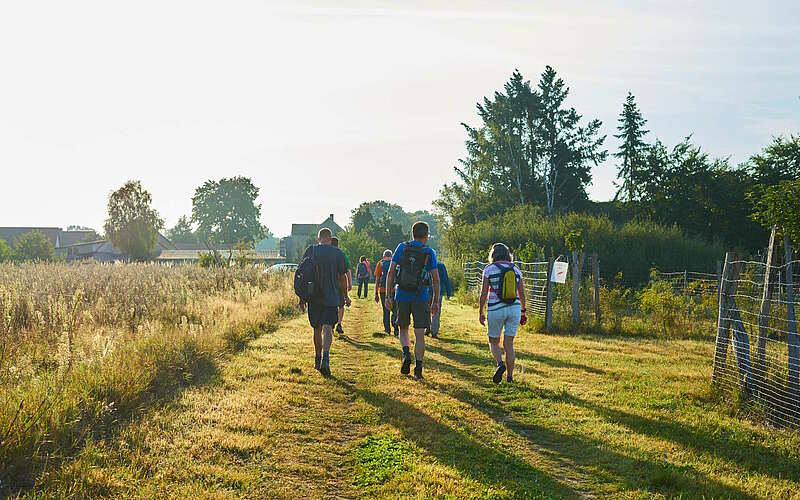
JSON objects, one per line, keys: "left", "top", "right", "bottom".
{"left": 483, "top": 262, "right": 522, "bottom": 310}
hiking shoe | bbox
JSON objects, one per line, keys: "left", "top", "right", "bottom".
{"left": 425, "top": 328, "right": 431, "bottom": 336}
{"left": 493, "top": 364, "right": 507, "bottom": 384}
{"left": 506, "top": 376, "right": 514, "bottom": 384}
{"left": 336, "top": 324, "right": 344, "bottom": 334}
{"left": 414, "top": 366, "right": 424, "bottom": 380}
{"left": 320, "top": 360, "right": 331, "bottom": 377}
{"left": 314, "top": 357, "right": 321, "bottom": 371}
{"left": 384, "top": 329, "right": 392, "bottom": 335}
{"left": 431, "top": 333, "right": 439, "bottom": 339}
{"left": 401, "top": 356, "right": 412, "bottom": 375}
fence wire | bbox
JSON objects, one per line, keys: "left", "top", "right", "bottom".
{"left": 464, "top": 261, "right": 549, "bottom": 318}
{"left": 655, "top": 270, "right": 720, "bottom": 300}
{"left": 713, "top": 255, "right": 800, "bottom": 431}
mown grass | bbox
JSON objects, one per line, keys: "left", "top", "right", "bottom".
{"left": 0, "top": 263, "right": 297, "bottom": 495}
{"left": 13, "top": 298, "right": 800, "bottom": 498}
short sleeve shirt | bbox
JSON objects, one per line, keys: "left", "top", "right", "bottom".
{"left": 483, "top": 261, "right": 523, "bottom": 310}
{"left": 302, "top": 244, "right": 346, "bottom": 307}
{"left": 392, "top": 240, "right": 437, "bottom": 303}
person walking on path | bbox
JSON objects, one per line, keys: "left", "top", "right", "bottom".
{"left": 297, "top": 228, "right": 351, "bottom": 377}
{"left": 374, "top": 249, "right": 395, "bottom": 334}
{"left": 427, "top": 261, "right": 452, "bottom": 338}
{"left": 356, "top": 256, "right": 371, "bottom": 299}
{"left": 384, "top": 222, "right": 440, "bottom": 379}
{"left": 330, "top": 236, "right": 352, "bottom": 334}
{"left": 478, "top": 243, "right": 527, "bottom": 384}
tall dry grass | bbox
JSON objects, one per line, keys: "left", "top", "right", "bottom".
{"left": 0, "top": 262, "right": 297, "bottom": 492}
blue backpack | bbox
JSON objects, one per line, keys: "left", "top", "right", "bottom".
{"left": 380, "top": 260, "right": 391, "bottom": 288}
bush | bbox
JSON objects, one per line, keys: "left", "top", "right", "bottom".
{"left": 442, "top": 205, "right": 723, "bottom": 287}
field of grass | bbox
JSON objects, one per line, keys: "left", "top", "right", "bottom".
{"left": 15, "top": 294, "right": 800, "bottom": 498}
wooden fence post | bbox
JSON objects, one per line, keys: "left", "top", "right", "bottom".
{"left": 571, "top": 251, "right": 580, "bottom": 325}
{"left": 716, "top": 259, "right": 722, "bottom": 305}
{"left": 785, "top": 234, "right": 798, "bottom": 405}
{"left": 545, "top": 257, "right": 554, "bottom": 330}
{"left": 755, "top": 227, "right": 776, "bottom": 396}
{"left": 592, "top": 253, "right": 600, "bottom": 323}
{"left": 684, "top": 269, "right": 689, "bottom": 294}
{"left": 465, "top": 262, "right": 472, "bottom": 292}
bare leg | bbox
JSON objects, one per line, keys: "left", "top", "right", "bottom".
{"left": 488, "top": 336, "right": 503, "bottom": 364}
{"left": 322, "top": 325, "right": 334, "bottom": 353}
{"left": 414, "top": 328, "right": 426, "bottom": 361}
{"left": 399, "top": 326, "right": 411, "bottom": 350}
{"left": 313, "top": 326, "right": 323, "bottom": 357}
{"left": 504, "top": 335, "right": 516, "bottom": 379}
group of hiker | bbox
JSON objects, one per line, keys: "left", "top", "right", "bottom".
{"left": 295, "top": 221, "right": 525, "bottom": 383}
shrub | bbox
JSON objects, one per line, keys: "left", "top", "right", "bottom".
{"left": 442, "top": 205, "right": 723, "bottom": 287}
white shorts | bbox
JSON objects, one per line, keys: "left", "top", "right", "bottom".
{"left": 487, "top": 303, "right": 521, "bottom": 339}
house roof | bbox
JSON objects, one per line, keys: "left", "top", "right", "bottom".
{"left": 0, "top": 227, "right": 62, "bottom": 247}
{"left": 58, "top": 230, "right": 98, "bottom": 247}
{"left": 290, "top": 214, "right": 342, "bottom": 237}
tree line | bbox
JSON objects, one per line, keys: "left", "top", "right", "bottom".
{"left": 436, "top": 66, "right": 800, "bottom": 254}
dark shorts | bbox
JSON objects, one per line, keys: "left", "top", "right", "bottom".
{"left": 308, "top": 303, "right": 339, "bottom": 328}
{"left": 396, "top": 300, "right": 431, "bottom": 329}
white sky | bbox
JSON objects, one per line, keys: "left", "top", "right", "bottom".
{"left": 1, "top": 0, "right": 798, "bottom": 236}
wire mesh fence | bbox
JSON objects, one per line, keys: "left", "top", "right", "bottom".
{"left": 712, "top": 242, "right": 800, "bottom": 431}
{"left": 464, "top": 261, "right": 549, "bottom": 318}
{"left": 654, "top": 270, "right": 721, "bottom": 301}
{"left": 464, "top": 254, "right": 600, "bottom": 325}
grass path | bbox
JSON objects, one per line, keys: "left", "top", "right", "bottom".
{"left": 39, "top": 298, "right": 800, "bottom": 498}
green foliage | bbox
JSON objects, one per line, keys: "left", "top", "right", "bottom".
{"left": 104, "top": 180, "right": 165, "bottom": 261}
{"left": 353, "top": 433, "right": 409, "bottom": 487}
{"left": 13, "top": 230, "right": 56, "bottom": 262}
{"left": 600, "top": 273, "right": 633, "bottom": 330}
{"left": 614, "top": 92, "right": 649, "bottom": 201}
{"left": 66, "top": 225, "right": 102, "bottom": 242}
{"left": 351, "top": 201, "right": 439, "bottom": 250}
{"left": 166, "top": 215, "right": 197, "bottom": 244}
{"left": 748, "top": 180, "right": 800, "bottom": 250}
{"left": 746, "top": 134, "right": 800, "bottom": 185}
{"left": 513, "top": 241, "right": 544, "bottom": 263}
{"left": 564, "top": 229, "right": 585, "bottom": 253}
{"left": 338, "top": 230, "right": 383, "bottom": 270}
{"left": 0, "top": 238, "right": 14, "bottom": 262}
{"left": 435, "top": 66, "right": 607, "bottom": 226}
{"left": 635, "top": 138, "right": 766, "bottom": 251}
{"left": 639, "top": 277, "right": 693, "bottom": 336}
{"left": 197, "top": 251, "right": 225, "bottom": 268}
{"left": 443, "top": 205, "right": 723, "bottom": 287}
{"left": 191, "top": 176, "right": 266, "bottom": 245}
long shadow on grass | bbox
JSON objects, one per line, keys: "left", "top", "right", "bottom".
{"left": 557, "top": 391, "right": 800, "bottom": 484}
{"left": 344, "top": 335, "right": 758, "bottom": 498}
{"left": 331, "top": 378, "right": 578, "bottom": 498}
{"left": 435, "top": 337, "right": 605, "bottom": 375}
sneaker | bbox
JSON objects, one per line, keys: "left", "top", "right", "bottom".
{"left": 493, "top": 364, "right": 507, "bottom": 384}
{"left": 425, "top": 328, "right": 431, "bottom": 336}
{"left": 336, "top": 324, "right": 344, "bottom": 334}
{"left": 384, "top": 329, "right": 392, "bottom": 335}
{"left": 506, "top": 376, "right": 514, "bottom": 384}
{"left": 320, "top": 359, "right": 331, "bottom": 377}
{"left": 431, "top": 333, "right": 438, "bottom": 339}
{"left": 314, "top": 357, "right": 321, "bottom": 371}
{"left": 401, "top": 356, "right": 412, "bottom": 375}
{"left": 414, "top": 366, "right": 424, "bottom": 380}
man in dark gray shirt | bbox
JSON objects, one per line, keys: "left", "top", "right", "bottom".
{"left": 298, "top": 227, "right": 350, "bottom": 376}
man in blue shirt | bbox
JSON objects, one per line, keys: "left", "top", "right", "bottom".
{"left": 427, "top": 261, "right": 452, "bottom": 338}
{"left": 385, "top": 222, "right": 440, "bottom": 379}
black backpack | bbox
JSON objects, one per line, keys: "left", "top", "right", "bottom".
{"left": 357, "top": 261, "right": 369, "bottom": 279}
{"left": 294, "top": 246, "right": 318, "bottom": 302}
{"left": 397, "top": 242, "right": 429, "bottom": 293}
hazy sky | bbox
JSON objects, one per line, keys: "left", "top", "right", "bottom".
{"left": 1, "top": 1, "right": 798, "bottom": 236}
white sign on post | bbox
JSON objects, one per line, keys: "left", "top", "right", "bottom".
{"left": 551, "top": 261, "right": 569, "bottom": 283}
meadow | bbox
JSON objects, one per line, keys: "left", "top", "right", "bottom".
{"left": 3, "top": 262, "right": 799, "bottom": 498}
{"left": 0, "top": 262, "right": 297, "bottom": 493}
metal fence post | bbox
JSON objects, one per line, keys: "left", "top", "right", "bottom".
{"left": 571, "top": 251, "right": 580, "bottom": 325}
{"left": 592, "top": 253, "right": 600, "bottom": 323}
{"left": 545, "top": 257, "right": 554, "bottom": 329}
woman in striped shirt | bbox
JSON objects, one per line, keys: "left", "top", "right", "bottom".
{"left": 479, "top": 243, "right": 527, "bottom": 384}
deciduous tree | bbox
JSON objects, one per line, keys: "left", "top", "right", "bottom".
{"left": 191, "top": 176, "right": 266, "bottom": 245}
{"left": 104, "top": 180, "right": 164, "bottom": 261}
